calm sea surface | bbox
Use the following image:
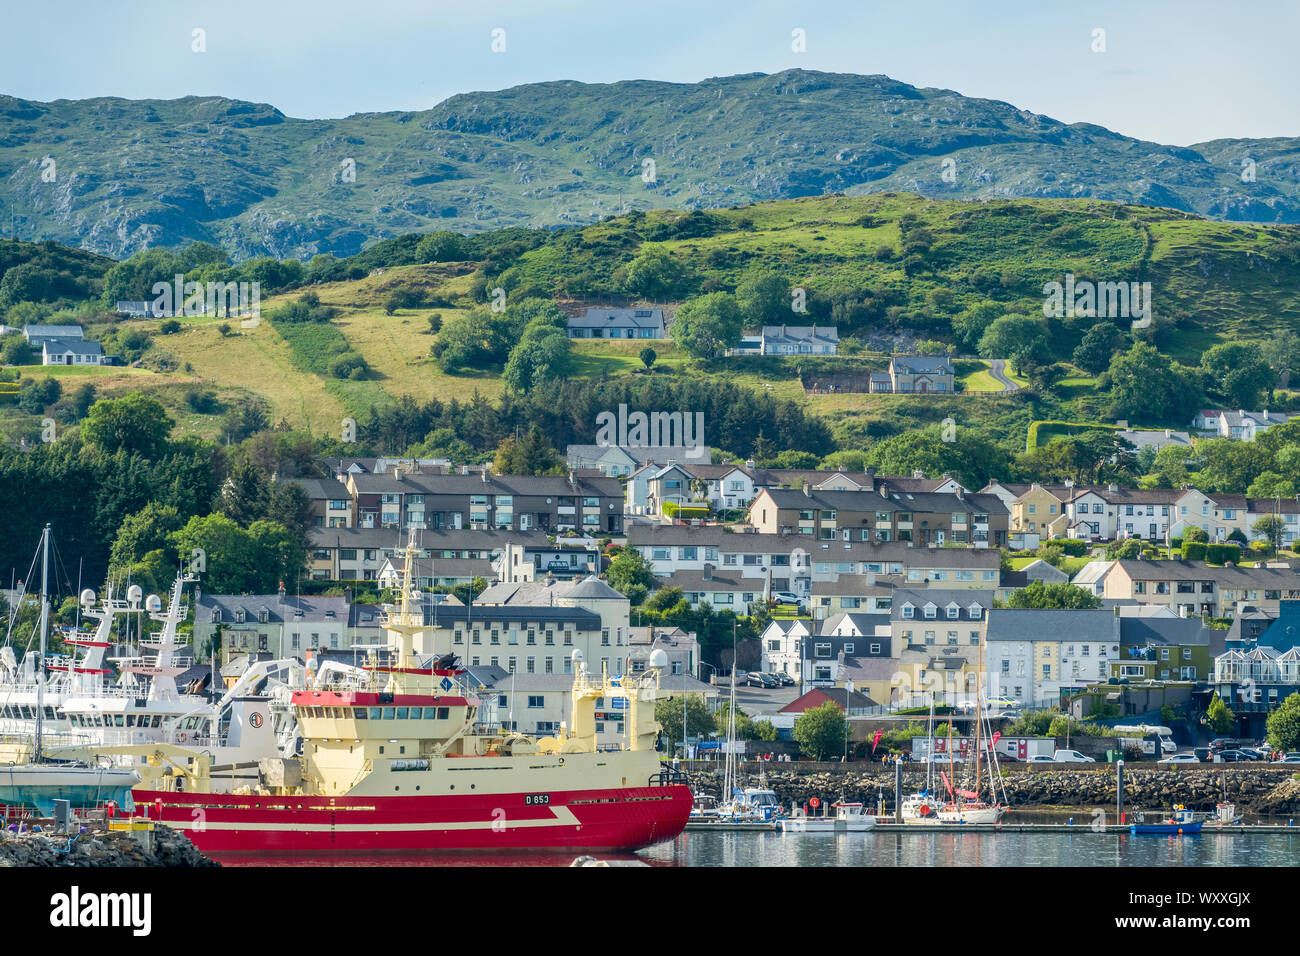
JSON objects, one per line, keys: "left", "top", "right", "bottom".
{"left": 212, "top": 827, "right": 1300, "bottom": 867}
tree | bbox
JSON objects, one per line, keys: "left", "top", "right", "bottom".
{"left": 492, "top": 425, "right": 564, "bottom": 475}
{"left": 714, "top": 702, "right": 778, "bottom": 741}
{"left": 1263, "top": 330, "right": 1300, "bottom": 386}
{"left": 734, "top": 268, "right": 791, "bottom": 324}
{"left": 670, "top": 292, "right": 743, "bottom": 359}
{"left": 1107, "top": 342, "right": 1204, "bottom": 424}
{"left": 976, "top": 314, "right": 1048, "bottom": 371}
{"left": 952, "top": 301, "right": 1005, "bottom": 352}
{"left": 1247, "top": 471, "right": 1297, "bottom": 498}
{"left": 624, "top": 247, "right": 690, "bottom": 300}
{"left": 109, "top": 502, "right": 183, "bottom": 572}
{"left": 81, "top": 394, "right": 172, "bottom": 459}
{"left": 1201, "top": 342, "right": 1273, "bottom": 409}
{"left": 1206, "top": 692, "right": 1236, "bottom": 735}
{"left": 606, "top": 549, "right": 656, "bottom": 596}
{"left": 1266, "top": 692, "right": 1300, "bottom": 752}
{"left": 654, "top": 694, "right": 714, "bottom": 753}
{"left": 415, "top": 231, "right": 468, "bottom": 263}
{"left": 1252, "top": 514, "right": 1286, "bottom": 554}
{"left": 639, "top": 347, "right": 656, "bottom": 370}
{"left": 1072, "top": 322, "right": 1124, "bottom": 375}
{"left": 1003, "top": 580, "right": 1102, "bottom": 609}
{"left": 1184, "top": 526, "right": 1209, "bottom": 544}
{"left": 793, "top": 701, "right": 847, "bottom": 761}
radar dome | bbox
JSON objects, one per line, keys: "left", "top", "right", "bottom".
{"left": 145, "top": 594, "right": 162, "bottom": 613}
{"left": 648, "top": 648, "right": 669, "bottom": 670}
{"left": 571, "top": 649, "right": 584, "bottom": 663}
{"left": 127, "top": 585, "right": 143, "bottom": 605}
{"left": 79, "top": 588, "right": 96, "bottom": 606}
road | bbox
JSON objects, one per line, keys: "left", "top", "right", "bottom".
{"left": 988, "top": 359, "right": 1021, "bottom": 393}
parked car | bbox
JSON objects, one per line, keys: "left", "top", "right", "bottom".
{"left": 1193, "top": 747, "right": 1213, "bottom": 762}
{"left": 1236, "top": 748, "right": 1266, "bottom": 761}
{"left": 745, "top": 672, "right": 767, "bottom": 688}
{"left": 1157, "top": 753, "right": 1201, "bottom": 765}
{"left": 1026, "top": 755, "right": 1057, "bottom": 764}
{"left": 774, "top": 672, "right": 795, "bottom": 687}
{"left": 1213, "top": 750, "right": 1253, "bottom": 763}
{"left": 1272, "top": 755, "right": 1300, "bottom": 764}
{"left": 1209, "top": 737, "right": 1243, "bottom": 752}
{"left": 1053, "top": 750, "right": 1095, "bottom": 763}
{"left": 770, "top": 591, "right": 803, "bottom": 608}
{"left": 759, "top": 673, "right": 782, "bottom": 689}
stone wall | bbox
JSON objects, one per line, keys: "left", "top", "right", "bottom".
{"left": 0, "top": 825, "right": 218, "bottom": 867}
{"left": 693, "top": 764, "right": 1300, "bottom": 814}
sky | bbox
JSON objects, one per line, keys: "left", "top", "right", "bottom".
{"left": 1, "top": 0, "right": 1297, "bottom": 146}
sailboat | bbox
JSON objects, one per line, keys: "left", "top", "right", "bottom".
{"left": 900, "top": 698, "right": 941, "bottom": 823}
{"left": 936, "top": 638, "right": 1007, "bottom": 824}
{"left": 0, "top": 525, "right": 138, "bottom": 816}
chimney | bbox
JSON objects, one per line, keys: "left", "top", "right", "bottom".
{"left": 745, "top": 459, "right": 755, "bottom": 469}
{"left": 1108, "top": 484, "right": 1118, "bottom": 493}
{"left": 802, "top": 483, "right": 811, "bottom": 497}
{"left": 912, "top": 470, "right": 924, "bottom": 479}
{"left": 703, "top": 563, "right": 713, "bottom": 581}
{"left": 393, "top": 466, "right": 403, "bottom": 482}
{"left": 987, "top": 478, "right": 999, "bottom": 488}
{"left": 568, "top": 470, "right": 577, "bottom": 489}
{"left": 344, "top": 586, "right": 353, "bottom": 604}
{"left": 1164, "top": 429, "right": 1171, "bottom": 438}
{"left": 278, "top": 583, "right": 286, "bottom": 604}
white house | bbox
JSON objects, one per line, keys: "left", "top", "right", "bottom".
{"left": 41, "top": 338, "right": 106, "bottom": 366}
{"left": 758, "top": 325, "right": 839, "bottom": 355}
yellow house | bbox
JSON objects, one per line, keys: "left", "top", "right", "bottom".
{"left": 1011, "top": 484, "right": 1072, "bottom": 537}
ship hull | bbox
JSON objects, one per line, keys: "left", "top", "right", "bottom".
{"left": 134, "top": 783, "right": 692, "bottom": 854}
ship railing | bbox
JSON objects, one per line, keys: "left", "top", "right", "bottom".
{"left": 649, "top": 766, "right": 691, "bottom": 788}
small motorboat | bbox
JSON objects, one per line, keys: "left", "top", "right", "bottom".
{"left": 1129, "top": 806, "right": 1203, "bottom": 835}
{"left": 936, "top": 800, "right": 1006, "bottom": 825}
{"left": 1206, "top": 802, "right": 1242, "bottom": 827}
{"left": 777, "top": 801, "right": 877, "bottom": 833}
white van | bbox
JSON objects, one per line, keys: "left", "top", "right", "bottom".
{"left": 1053, "top": 749, "right": 1096, "bottom": 763}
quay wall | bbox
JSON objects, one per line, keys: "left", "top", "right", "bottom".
{"left": 0, "top": 824, "right": 218, "bottom": 867}
{"left": 688, "top": 763, "right": 1300, "bottom": 814}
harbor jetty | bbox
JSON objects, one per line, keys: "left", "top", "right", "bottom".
{"left": 0, "top": 822, "right": 218, "bottom": 867}
{"left": 687, "top": 762, "right": 1300, "bottom": 815}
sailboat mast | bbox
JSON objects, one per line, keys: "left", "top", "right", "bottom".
{"left": 974, "top": 628, "right": 983, "bottom": 800}
{"left": 35, "top": 523, "right": 50, "bottom": 764}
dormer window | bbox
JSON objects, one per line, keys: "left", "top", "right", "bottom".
{"left": 967, "top": 603, "right": 984, "bottom": 619}
{"left": 235, "top": 608, "right": 246, "bottom": 624}
{"left": 211, "top": 608, "right": 222, "bottom": 623}
{"left": 258, "top": 607, "right": 269, "bottom": 624}
{"left": 946, "top": 604, "right": 960, "bottom": 619}
{"left": 901, "top": 603, "right": 915, "bottom": 619}
{"left": 923, "top": 604, "right": 937, "bottom": 619}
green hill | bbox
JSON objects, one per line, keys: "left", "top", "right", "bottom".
{"left": 3, "top": 193, "right": 1300, "bottom": 457}
{"left": 4, "top": 70, "right": 1300, "bottom": 260}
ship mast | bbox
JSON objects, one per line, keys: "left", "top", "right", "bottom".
{"left": 973, "top": 627, "right": 983, "bottom": 803}
{"left": 34, "top": 523, "right": 49, "bottom": 764}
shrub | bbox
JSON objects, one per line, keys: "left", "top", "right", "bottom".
{"left": 1205, "top": 543, "right": 1241, "bottom": 564}
{"left": 1168, "top": 537, "right": 1183, "bottom": 550}
{"left": 1181, "top": 542, "right": 1208, "bottom": 561}
{"left": 159, "top": 319, "right": 181, "bottom": 334}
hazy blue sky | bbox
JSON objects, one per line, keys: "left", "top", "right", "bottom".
{"left": 1, "top": 0, "right": 1296, "bottom": 145}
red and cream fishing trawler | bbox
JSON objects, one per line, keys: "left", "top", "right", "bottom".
{"left": 134, "top": 537, "right": 692, "bottom": 854}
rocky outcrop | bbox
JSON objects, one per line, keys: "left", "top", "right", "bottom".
{"left": 0, "top": 825, "right": 218, "bottom": 867}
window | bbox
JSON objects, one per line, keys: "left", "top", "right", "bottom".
{"left": 527, "top": 695, "right": 544, "bottom": 709}
{"left": 527, "top": 657, "right": 536, "bottom": 674}
{"left": 814, "top": 643, "right": 831, "bottom": 658}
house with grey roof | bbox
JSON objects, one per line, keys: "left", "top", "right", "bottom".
{"left": 985, "top": 608, "right": 1120, "bottom": 706}
{"left": 23, "top": 324, "right": 85, "bottom": 344}
{"left": 567, "top": 307, "right": 665, "bottom": 339}
{"left": 567, "top": 442, "right": 711, "bottom": 479}
{"left": 1193, "top": 409, "right": 1293, "bottom": 441}
{"left": 194, "top": 590, "right": 353, "bottom": 665}
{"left": 873, "top": 355, "right": 955, "bottom": 394}
{"left": 39, "top": 335, "right": 109, "bottom": 366}
{"left": 758, "top": 325, "right": 839, "bottom": 356}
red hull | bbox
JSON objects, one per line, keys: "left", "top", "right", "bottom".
{"left": 134, "top": 784, "right": 693, "bottom": 854}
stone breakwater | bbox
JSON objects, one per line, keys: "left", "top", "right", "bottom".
{"left": 0, "top": 825, "right": 218, "bottom": 867}
{"left": 692, "top": 765, "right": 1300, "bottom": 814}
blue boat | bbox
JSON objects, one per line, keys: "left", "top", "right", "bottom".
{"left": 1130, "top": 807, "right": 1203, "bottom": 835}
